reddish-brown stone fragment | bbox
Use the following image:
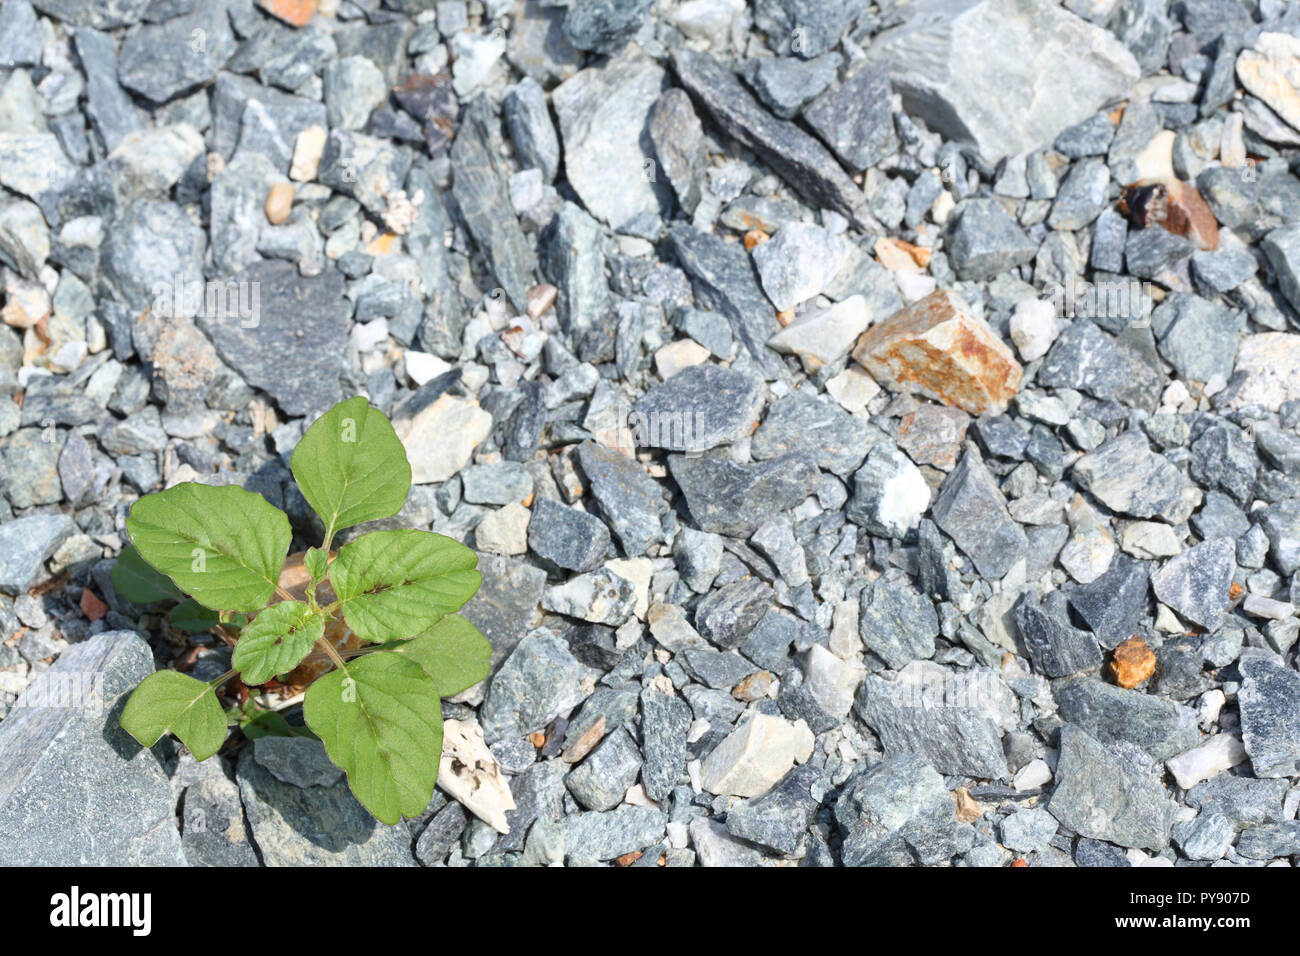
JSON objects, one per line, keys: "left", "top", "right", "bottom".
{"left": 851, "top": 289, "right": 1022, "bottom": 414}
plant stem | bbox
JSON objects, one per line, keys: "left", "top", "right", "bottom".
{"left": 207, "top": 668, "right": 238, "bottom": 690}
{"left": 315, "top": 637, "right": 348, "bottom": 672}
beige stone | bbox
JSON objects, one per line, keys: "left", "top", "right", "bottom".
{"left": 393, "top": 394, "right": 493, "bottom": 484}
{"left": 699, "top": 712, "right": 814, "bottom": 798}
{"left": 1237, "top": 33, "right": 1300, "bottom": 134}
{"left": 264, "top": 182, "right": 294, "bottom": 225}
{"left": 289, "top": 124, "right": 327, "bottom": 182}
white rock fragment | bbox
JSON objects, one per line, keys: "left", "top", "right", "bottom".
{"left": 767, "top": 294, "right": 871, "bottom": 374}
{"left": 394, "top": 394, "right": 493, "bottom": 484}
{"left": 654, "top": 338, "right": 711, "bottom": 379}
{"left": 824, "top": 363, "right": 882, "bottom": 415}
{"left": 290, "top": 124, "right": 327, "bottom": 182}
{"left": 438, "top": 719, "right": 516, "bottom": 834}
{"left": 1121, "top": 520, "right": 1182, "bottom": 559}
{"left": 699, "top": 712, "right": 814, "bottom": 798}
{"left": 1013, "top": 757, "right": 1053, "bottom": 791}
{"left": 475, "top": 501, "right": 530, "bottom": 556}
{"left": 1008, "top": 297, "right": 1059, "bottom": 361}
{"left": 1166, "top": 734, "right": 1247, "bottom": 790}
{"left": 1242, "top": 594, "right": 1295, "bottom": 620}
{"left": 606, "top": 557, "right": 654, "bottom": 619}
{"left": 802, "top": 645, "right": 865, "bottom": 719}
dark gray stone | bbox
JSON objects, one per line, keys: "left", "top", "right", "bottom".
{"left": 742, "top": 53, "right": 841, "bottom": 119}
{"left": 1052, "top": 677, "right": 1198, "bottom": 762}
{"left": 695, "top": 577, "right": 774, "bottom": 650}
{"left": 118, "top": 3, "right": 236, "bottom": 103}
{"left": 803, "top": 61, "right": 898, "bottom": 171}
{"left": 1068, "top": 555, "right": 1150, "bottom": 647}
{"left": 640, "top": 685, "right": 691, "bottom": 802}
{"left": 858, "top": 575, "right": 938, "bottom": 670}
{"left": 666, "top": 223, "right": 783, "bottom": 378}
{"left": 528, "top": 497, "right": 611, "bottom": 573}
{"left": 450, "top": 100, "right": 537, "bottom": 313}
{"left": 565, "top": 727, "right": 642, "bottom": 811}
{"left": 854, "top": 671, "right": 1010, "bottom": 779}
{"left": 480, "top": 630, "right": 587, "bottom": 744}
{"left": 931, "top": 444, "right": 1028, "bottom": 579}
{"left": 1014, "top": 591, "right": 1103, "bottom": 678}
{"left": 725, "top": 762, "right": 822, "bottom": 856}
{"left": 197, "top": 260, "right": 348, "bottom": 418}
{"left": 834, "top": 752, "right": 959, "bottom": 866}
{"left": 503, "top": 76, "right": 560, "bottom": 184}
{"left": 563, "top": 0, "right": 654, "bottom": 55}
{"left": 540, "top": 202, "right": 609, "bottom": 337}
{"left": 632, "top": 364, "right": 765, "bottom": 453}
{"left": 1150, "top": 537, "right": 1235, "bottom": 631}
{"left": 752, "top": 390, "right": 883, "bottom": 477}
{"left": 236, "top": 748, "right": 415, "bottom": 865}
{"left": 648, "top": 88, "right": 708, "bottom": 216}
{"left": 1237, "top": 654, "right": 1300, "bottom": 779}
{"left": 1048, "top": 723, "right": 1174, "bottom": 851}
{"left": 669, "top": 452, "right": 820, "bottom": 538}
{"left": 575, "top": 441, "right": 668, "bottom": 557}
{"left": 670, "top": 48, "right": 874, "bottom": 231}
{"left": 947, "top": 198, "right": 1038, "bottom": 280}
{"left": 0, "top": 631, "right": 187, "bottom": 865}
{"left": 0, "top": 514, "right": 75, "bottom": 595}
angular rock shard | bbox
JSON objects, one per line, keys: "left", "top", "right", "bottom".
{"left": 852, "top": 289, "right": 1022, "bottom": 415}
{"left": 866, "top": 0, "right": 1140, "bottom": 161}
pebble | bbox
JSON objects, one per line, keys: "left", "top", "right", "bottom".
{"left": 699, "top": 712, "right": 814, "bottom": 798}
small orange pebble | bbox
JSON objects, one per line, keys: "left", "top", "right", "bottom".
{"left": 264, "top": 182, "right": 294, "bottom": 225}
{"left": 1229, "top": 581, "right": 1245, "bottom": 600}
{"left": 529, "top": 731, "right": 547, "bottom": 749}
{"left": 1011, "top": 858, "right": 1029, "bottom": 868}
{"left": 79, "top": 588, "right": 108, "bottom": 622}
{"left": 743, "top": 229, "right": 769, "bottom": 250}
{"left": 1108, "top": 635, "right": 1157, "bottom": 689}
{"left": 616, "top": 851, "right": 643, "bottom": 867}
{"left": 775, "top": 308, "right": 795, "bottom": 326}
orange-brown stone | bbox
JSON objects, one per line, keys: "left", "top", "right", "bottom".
{"left": 1162, "top": 179, "right": 1219, "bottom": 251}
{"left": 257, "top": 0, "right": 318, "bottom": 27}
{"left": 851, "top": 289, "right": 1022, "bottom": 414}
{"left": 1108, "top": 635, "right": 1157, "bottom": 689}
{"left": 952, "top": 786, "right": 983, "bottom": 824}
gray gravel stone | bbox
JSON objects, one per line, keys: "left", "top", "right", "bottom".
{"left": 1150, "top": 537, "right": 1235, "bottom": 631}
{"left": 931, "top": 444, "right": 1028, "bottom": 579}
{"left": 834, "top": 752, "right": 959, "bottom": 866}
{"left": 480, "top": 629, "right": 588, "bottom": 743}
{"left": 858, "top": 575, "right": 938, "bottom": 670}
{"left": 1237, "top": 654, "right": 1300, "bottom": 779}
{"left": 1049, "top": 723, "right": 1175, "bottom": 851}
{"left": 0, "top": 631, "right": 187, "bottom": 865}
{"left": 1053, "top": 677, "right": 1199, "bottom": 762}
{"left": 669, "top": 452, "right": 820, "bottom": 538}
{"left": 632, "top": 364, "right": 764, "bottom": 453}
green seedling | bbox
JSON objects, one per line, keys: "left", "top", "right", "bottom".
{"left": 113, "top": 396, "right": 489, "bottom": 824}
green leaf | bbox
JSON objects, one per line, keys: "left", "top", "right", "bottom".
{"left": 304, "top": 547, "right": 328, "bottom": 584}
{"left": 231, "top": 601, "right": 325, "bottom": 685}
{"left": 291, "top": 396, "right": 412, "bottom": 544}
{"left": 125, "top": 483, "right": 291, "bottom": 613}
{"left": 332, "top": 529, "right": 480, "bottom": 643}
{"left": 234, "top": 701, "right": 316, "bottom": 741}
{"left": 303, "top": 652, "right": 443, "bottom": 825}
{"left": 111, "top": 544, "right": 184, "bottom": 605}
{"left": 169, "top": 599, "right": 220, "bottom": 633}
{"left": 120, "top": 670, "right": 228, "bottom": 761}
{"left": 389, "top": 614, "right": 491, "bottom": 697}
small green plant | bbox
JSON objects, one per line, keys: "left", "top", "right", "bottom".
{"left": 114, "top": 396, "right": 489, "bottom": 824}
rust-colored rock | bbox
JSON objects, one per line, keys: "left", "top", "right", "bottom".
{"left": 851, "top": 289, "right": 1022, "bottom": 414}
{"left": 79, "top": 588, "right": 108, "bottom": 622}
{"left": 1108, "top": 635, "right": 1157, "bottom": 689}
{"left": 743, "top": 229, "right": 769, "bottom": 250}
{"left": 1163, "top": 179, "right": 1218, "bottom": 251}
{"left": 952, "top": 786, "right": 983, "bottom": 824}
{"left": 1011, "top": 858, "right": 1029, "bottom": 867}
{"left": 257, "top": 0, "right": 318, "bottom": 27}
